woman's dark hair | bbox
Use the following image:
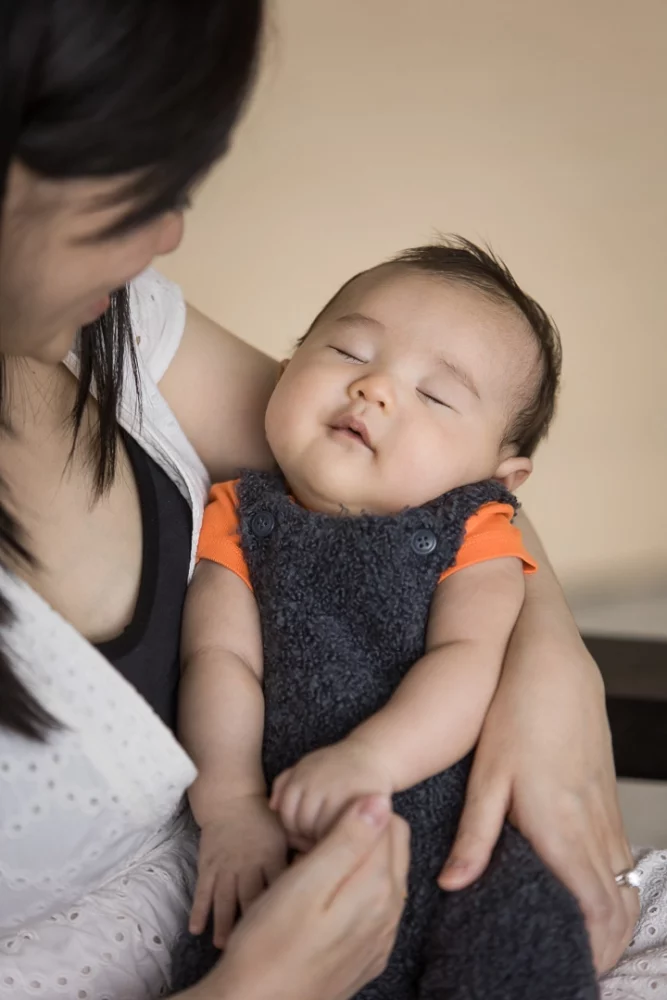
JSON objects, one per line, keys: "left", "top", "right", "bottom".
{"left": 0, "top": 0, "right": 264, "bottom": 739}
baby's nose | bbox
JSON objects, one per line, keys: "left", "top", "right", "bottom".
{"left": 349, "top": 373, "right": 394, "bottom": 409}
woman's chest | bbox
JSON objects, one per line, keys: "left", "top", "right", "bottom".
{"left": 6, "top": 422, "right": 143, "bottom": 644}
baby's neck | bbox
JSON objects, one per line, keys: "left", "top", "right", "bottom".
{"left": 279, "top": 470, "right": 424, "bottom": 519}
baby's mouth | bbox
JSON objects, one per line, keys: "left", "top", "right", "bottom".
{"left": 329, "top": 414, "right": 374, "bottom": 452}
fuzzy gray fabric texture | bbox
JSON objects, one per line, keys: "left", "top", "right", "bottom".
{"left": 171, "top": 471, "right": 596, "bottom": 999}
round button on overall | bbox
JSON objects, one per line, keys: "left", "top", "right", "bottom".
{"left": 250, "top": 510, "right": 275, "bottom": 538}
{"left": 411, "top": 528, "right": 437, "bottom": 556}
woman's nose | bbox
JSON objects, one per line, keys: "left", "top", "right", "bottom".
{"left": 349, "top": 372, "right": 395, "bottom": 410}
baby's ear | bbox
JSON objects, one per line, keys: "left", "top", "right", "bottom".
{"left": 494, "top": 455, "right": 532, "bottom": 492}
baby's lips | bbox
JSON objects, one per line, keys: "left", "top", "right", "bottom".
{"left": 329, "top": 413, "right": 375, "bottom": 451}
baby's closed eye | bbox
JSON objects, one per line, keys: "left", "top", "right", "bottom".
{"left": 330, "top": 346, "right": 366, "bottom": 363}
{"left": 418, "top": 388, "right": 451, "bottom": 408}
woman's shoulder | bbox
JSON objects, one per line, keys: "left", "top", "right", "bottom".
{"left": 129, "top": 268, "right": 186, "bottom": 385}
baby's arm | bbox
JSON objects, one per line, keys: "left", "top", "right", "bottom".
{"left": 272, "top": 557, "right": 525, "bottom": 841}
{"left": 179, "top": 561, "right": 286, "bottom": 948}
{"left": 352, "top": 556, "right": 526, "bottom": 788}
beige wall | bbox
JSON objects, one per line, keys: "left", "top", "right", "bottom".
{"left": 160, "top": 0, "right": 667, "bottom": 589}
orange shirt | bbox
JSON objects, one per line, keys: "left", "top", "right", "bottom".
{"left": 197, "top": 480, "right": 537, "bottom": 590}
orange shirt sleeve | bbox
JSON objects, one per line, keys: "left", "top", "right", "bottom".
{"left": 439, "top": 502, "right": 537, "bottom": 583}
{"left": 196, "top": 480, "right": 253, "bottom": 591}
{"left": 197, "top": 492, "right": 533, "bottom": 591}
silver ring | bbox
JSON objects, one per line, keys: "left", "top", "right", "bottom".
{"left": 614, "top": 867, "right": 641, "bottom": 889}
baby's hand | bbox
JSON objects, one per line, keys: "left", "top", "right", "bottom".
{"left": 190, "top": 793, "right": 287, "bottom": 949}
{"left": 270, "top": 739, "right": 394, "bottom": 845}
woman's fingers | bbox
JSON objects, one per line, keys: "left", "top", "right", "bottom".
{"left": 321, "top": 799, "right": 409, "bottom": 982}
{"left": 537, "top": 824, "right": 634, "bottom": 974}
{"left": 598, "top": 801, "right": 639, "bottom": 972}
{"left": 301, "top": 794, "right": 393, "bottom": 898}
{"left": 586, "top": 816, "right": 638, "bottom": 973}
{"left": 513, "top": 773, "right": 637, "bottom": 975}
{"left": 547, "top": 832, "right": 621, "bottom": 972}
{"left": 552, "top": 777, "right": 637, "bottom": 973}
{"left": 388, "top": 806, "right": 411, "bottom": 897}
{"left": 435, "top": 746, "right": 638, "bottom": 975}
{"left": 269, "top": 795, "right": 394, "bottom": 903}
{"left": 438, "top": 763, "right": 509, "bottom": 889}
{"left": 212, "top": 795, "right": 410, "bottom": 1000}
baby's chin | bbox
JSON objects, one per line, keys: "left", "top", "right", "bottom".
{"left": 282, "top": 458, "right": 455, "bottom": 516}
{"left": 287, "top": 478, "right": 380, "bottom": 516}
{"left": 289, "top": 479, "right": 432, "bottom": 517}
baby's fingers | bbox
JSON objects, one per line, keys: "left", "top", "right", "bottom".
{"left": 189, "top": 868, "right": 215, "bottom": 935}
{"left": 238, "top": 866, "right": 266, "bottom": 914}
{"left": 278, "top": 782, "right": 304, "bottom": 835}
{"left": 269, "top": 769, "right": 292, "bottom": 811}
{"left": 296, "top": 788, "right": 326, "bottom": 842}
{"left": 288, "top": 830, "right": 315, "bottom": 854}
{"left": 213, "top": 871, "right": 239, "bottom": 950}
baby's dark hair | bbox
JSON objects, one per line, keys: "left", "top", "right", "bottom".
{"left": 302, "top": 237, "right": 562, "bottom": 458}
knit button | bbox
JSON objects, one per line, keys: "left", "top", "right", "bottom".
{"left": 411, "top": 528, "right": 437, "bottom": 555}
{"left": 251, "top": 511, "right": 275, "bottom": 538}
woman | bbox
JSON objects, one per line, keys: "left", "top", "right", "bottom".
{"left": 0, "top": 0, "right": 637, "bottom": 997}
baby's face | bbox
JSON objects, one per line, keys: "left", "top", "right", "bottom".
{"left": 265, "top": 266, "right": 537, "bottom": 515}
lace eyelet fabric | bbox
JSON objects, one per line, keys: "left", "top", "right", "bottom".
{"left": 0, "top": 270, "right": 208, "bottom": 998}
{"left": 600, "top": 849, "right": 667, "bottom": 998}
{"left": 0, "top": 812, "right": 198, "bottom": 999}
{"left": 0, "top": 581, "right": 200, "bottom": 999}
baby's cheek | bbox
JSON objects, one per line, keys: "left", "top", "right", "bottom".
{"left": 389, "top": 434, "right": 452, "bottom": 505}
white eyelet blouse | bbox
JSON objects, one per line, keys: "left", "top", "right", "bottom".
{"left": 0, "top": 270, "right": 208, "bottom": 1000}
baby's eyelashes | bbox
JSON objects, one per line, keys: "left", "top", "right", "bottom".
{"left": 330, "top": 346, "right": 365, "bottom": 363}
{"left": 418, "top": 389, "right": 450, "bottom": 408}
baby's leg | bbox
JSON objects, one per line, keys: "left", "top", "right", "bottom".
{"left": 418, "top": 823, "right": 598, "bottom": 1000}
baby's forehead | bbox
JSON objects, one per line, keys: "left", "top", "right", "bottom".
{"left": 324, "top": 265, "right": 538, "bottom": 380}
{"left": 328, "top": 265, "right": 517, "bottom": 330}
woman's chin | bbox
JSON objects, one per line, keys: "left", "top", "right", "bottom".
{"left": 80, "top": 295, "right": 111, "bottom": 326}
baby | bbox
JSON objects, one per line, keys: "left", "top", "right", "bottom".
{"left": 172, "top": 239, "right": 597, "bottom": 998}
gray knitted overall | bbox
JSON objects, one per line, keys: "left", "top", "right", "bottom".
{"left": 171, "top": 470, "right": 597, "bottom": 999}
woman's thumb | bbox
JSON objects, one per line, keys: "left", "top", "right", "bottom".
{"left": 438, "top": 783, "right": 507, "bottom": 890}
{"left": 305, "top": 794, "right": 391, "bottom": 882}
{"left": 354, "top": 794, "right": 391, "bottom": 829}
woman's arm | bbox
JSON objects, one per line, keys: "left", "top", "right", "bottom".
{"left": 158, "top": 303, "right": 279, "bottom": 481}
{"left": 439, "top": 510, "right": 639, "bottom": 974}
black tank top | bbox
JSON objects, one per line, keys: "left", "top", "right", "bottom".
{"left": 96, "top": 432, "right": 193, "bottom": 733}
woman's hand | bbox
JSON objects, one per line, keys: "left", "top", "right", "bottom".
{"left": 186, "top": 794, "right": 409, "bottom": 1000}
{"left": 439, "top": 627, "right": 638, "bottom": 975}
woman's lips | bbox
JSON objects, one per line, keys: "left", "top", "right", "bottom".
{"left": 81, "top": 295, "right": 111, "bottom": 324}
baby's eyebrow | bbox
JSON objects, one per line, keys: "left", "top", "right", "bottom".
{"left": 436, "top": 355, "right": 480, "bottom": 400}
{"left": 335, "top": 312, "right": 385, "bottom": 330}
{"left": 335, "top": 313, "right": 481, "bottom": 400}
